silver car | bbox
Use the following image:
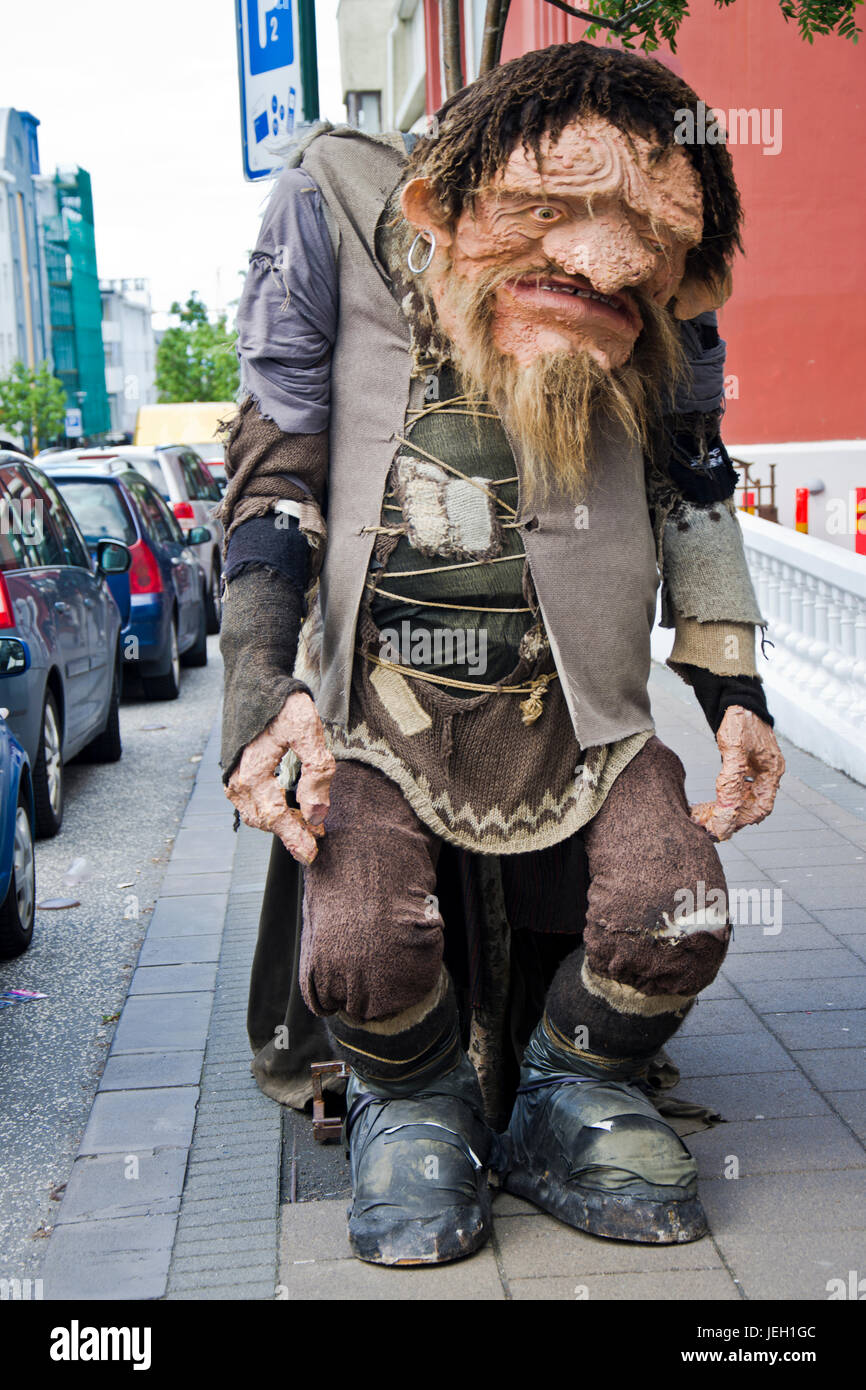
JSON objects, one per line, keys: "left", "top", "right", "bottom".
{"left": 0, "top": 453, "right": 131, "bottom": 838}
{"left": 41, "top": 445, "right": 224, "bottom": 632}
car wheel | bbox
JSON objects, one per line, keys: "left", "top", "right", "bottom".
{"left": 0, "top": 791, "right": 36, "bottom": 958}
{"left": 205, "top": 557, "right": 222, "bottom": 634}
{"left": 33, "top": 689, "right": 64, "bottom": 838}
{"left": 142, "top": 616, "right": 181, "bottom": 701}
{"left": 181, "top": 588, "right": 208, "bottom": 668}
{"left": 81, "top": 652, "right": 123, "bottom": 762}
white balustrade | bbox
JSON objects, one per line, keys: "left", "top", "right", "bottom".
{"left": 652, "top": 512, "right": 866, "bottom": 785}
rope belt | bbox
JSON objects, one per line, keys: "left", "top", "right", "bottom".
{"left": 362, "top": 649, "right": 558, "bottom": 726}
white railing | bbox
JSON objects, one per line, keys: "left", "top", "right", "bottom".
{"left": 652, "top": 512, "right": 866, "bottom": 785}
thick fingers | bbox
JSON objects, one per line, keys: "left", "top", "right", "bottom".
{"left": 273, "top": 807, "right": 323, "bottom": 865}
{"left": 271, "top": 690, "right": 336, "bottom": 826}
{"left": 296, "top": 755, "right": 336, "bottom": 827}
{"left": 226, "top": 772, "right": 322, "bottom": 863}
{"left": 689, "top": 800, "right": 738, "bottom": 842}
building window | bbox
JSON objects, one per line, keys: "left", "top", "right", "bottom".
{"left": 346, "top": 90, "right": 382, "bottom": 133}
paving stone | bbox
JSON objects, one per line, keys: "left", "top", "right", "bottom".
{"left": 279, "top": 1199, "right": 352, "bottom": 1263}
{"left": 744, "top": 846, "right": 866, "bottom": 869}
{"left": 701, "top": 1168, "right": 866, "bottom": 1239}
{"left": 507, "top": 1269, "right": 739, "bottom": 1300}
{"left": 147, "top": 895, "right": 227, "bottom": 937}
{"left": 679, "top": 1000, "right": 760, "bottom": 1036}
{"left": 721, "top": 949, "right": 866, "bottom": 982}
{"left": 770, "top": 867, "right": 866, "bottom": 911}
{"left": 666, "top": 1031, "right": 796, "bottom": 1077}
{"left": 494, "top": 1213, "right": 723, "bottom": 1279}
{"left": 99, "top": 1050, "right": 203, "bottom": 1091}
{"left": 166, "top": 1264, "right": 271, "bottom": 1292}
{"left": 818, "top": 912, "right": 866, "bottom": 935}
{"left": 129, "top": 963, "right": 218, "bottom": 995}
{"left": 687, "top": 1115, "right": 865, "bottom": 1178}
{"left": 824, "top": 1090, "right": 866, "bottom": 1143}
{"left": 711, "top": 1229, "right": 866, "bottom": 1301}
{"left": 110, "top": 992, "right": 212, "bottom": 1053}
{"left": 791, "top": 1048, "right": 866, "bottom": 1092}
{"left": 840, "top": 934, "right": 866, "bottom": 963}
{"left": 139, "top": 934, "right": 222, "bottom": 966}
{"left": 677, "top": 1071, "right": 831, "bottom": 1122}
{"left": 763, "top": 1009, "right": 866, "bottom": 1050}
{"left": 728, "top": 922, "right": 836, "bottom": 953}
{"left": 170, "top": 827, "right": 239, "bottom": 864}
{"left": 734, "top": 977, "right": 866, "bottom": 1014}
{"left": 699, "top": 974, "right": 740, "bottom": 1001}
{"left": 158, "top": 872, "right": 234, "bottom": 897}
{"left": 173, "top": 1231, "right": 277, "bottom": 1260}
{"left": 80, "top": 1087, "right": 198, "bottom": 1155}
{"left": 54, "top": 1150, "right": 188, "bottom": 1224}
{"left": 274, "top": 1251, "right": 505, "bottom": 1300}
{"left": 41, "top": 1216, "right": 176, "bottom": 1300}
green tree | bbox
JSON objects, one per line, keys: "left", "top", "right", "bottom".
{"left": 155, "top": 292, "right": 240, "bottom": 402}
{"left": 453, "top": 0, "right": 861, "bottom": 86}
{"left": 0, "top": 360, "right": 68, "bottom": 454}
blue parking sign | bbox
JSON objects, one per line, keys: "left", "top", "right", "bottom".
{"left": 247, "top": 0, "right": 293, "bottom": 75}
{"left": 236, "top": 0, "right": 304, "bottom": 180}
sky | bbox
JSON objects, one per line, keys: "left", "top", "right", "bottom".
{"left": 2, "top": 0, "right": 346, "bottom": 328}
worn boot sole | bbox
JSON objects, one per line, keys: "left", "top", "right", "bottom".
{"left": 349, "top": 1188, "right": 493, "bottom": 1266}
{"left": 504, "top": 1164, "right": 707, "bottom": 1244}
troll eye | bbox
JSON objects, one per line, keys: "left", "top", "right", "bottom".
{"left": 643, "top": 236, "right": 667, "bottom": 255}
{"left": 529, "top": 206, "right": 561, "bottom": 223}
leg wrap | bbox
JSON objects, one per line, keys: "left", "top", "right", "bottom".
{"left": 328, "top": 969, "right": 460, "bottom": 1090}
{"left": 545, "top": 946, "right": 692, "bottom": 1065}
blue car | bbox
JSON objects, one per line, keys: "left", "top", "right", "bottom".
{"left": 0, "top": 639, "right": 35, "bottom": 957}
{"left": 0, "top": 452, "right": 131, "bottom": 838}
{"left": 41, "top": 463, "right": 211, "bottom": 702}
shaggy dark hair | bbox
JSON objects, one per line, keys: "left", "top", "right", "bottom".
{"left": 404, "top": 41, "right": 742, "bottom": 291}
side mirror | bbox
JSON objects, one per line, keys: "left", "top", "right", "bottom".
{"left": 0, "top": 637, "right": 31, "bottom": 676}
{"left": 96, "top": 538, "right": 132, "bottom": 574}
{"left": 186, "top": 526, "right": 211, "bottom": 545}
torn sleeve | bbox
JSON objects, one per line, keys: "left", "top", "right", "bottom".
{"left": 234, "top": 165, "right": 337, "bottom": 436}
{"left": 218, "top": 565, "right": 312, "bottom": 785}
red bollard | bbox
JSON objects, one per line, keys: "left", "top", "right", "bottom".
{"left": 856, "top": 488, "right": 866, "bottom": 556}
{"left": 795, "top": 488, "right": 808, "bottom": 534}
{"left": 745, "top": 490, "right": 756, "bottom": 515}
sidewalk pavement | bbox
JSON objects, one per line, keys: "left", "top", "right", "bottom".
{"left": 40, "top": 666, "right": 866, "bottom": 1301}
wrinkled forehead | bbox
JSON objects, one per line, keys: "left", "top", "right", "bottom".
{"left": 486, "top": 113, "right": 704, "bottom": 243}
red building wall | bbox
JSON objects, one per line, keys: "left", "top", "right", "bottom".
{"left": 422, "top": 0, "right": 865, "bottom": 444}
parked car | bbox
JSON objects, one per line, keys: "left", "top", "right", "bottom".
{"left": 0, "top": 639, "right": 35, "bottom": 958}
{"left": 41, "top": 462, "right": 210, "bottom": 700}
{"left": 43, "top": 446, "right": 224, "bottom": 633}
{"left": 0, "top": 452, "right": 131, "bottom": 837}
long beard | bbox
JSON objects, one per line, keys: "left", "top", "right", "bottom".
{"left": 424, "top": 261, "right": 685, "bottom": 507}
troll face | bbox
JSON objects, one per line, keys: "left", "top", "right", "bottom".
{"left": 403, "top": 113, "right": 704, "bottom": 373}
{"left": 401, "top": 113, "right": 708, "bottom": 501}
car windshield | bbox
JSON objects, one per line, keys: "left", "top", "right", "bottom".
{"left": 123, "top": 456, "right": 170, "bottom": 499}
{"left": 54, "top": 480, "right": 137, "bottom": 545}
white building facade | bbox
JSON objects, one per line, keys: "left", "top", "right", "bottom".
{"left": 100, "top": 278, "right": 157, "bottom": 438}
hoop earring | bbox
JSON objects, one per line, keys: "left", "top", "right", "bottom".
{"left": 407, "top": 230, "right": 436, "bottom": 274}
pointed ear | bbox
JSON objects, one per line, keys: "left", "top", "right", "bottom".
{"left": 672, "top": 267, "right": 733, "bottom": 321}
{"left": 400, "top": 178, "right": 454, "bottom": 249}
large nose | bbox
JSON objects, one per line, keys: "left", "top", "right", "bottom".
{"left": 541, "top": 212, "right": 658, "bottom": 296}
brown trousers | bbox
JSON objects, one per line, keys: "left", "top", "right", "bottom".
{"left": 299, "top": 737, "right": 729, "bottom": 1025}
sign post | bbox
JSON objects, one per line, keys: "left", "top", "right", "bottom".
{"left": 235, "top": 0, "right": 319, "bottom": 182}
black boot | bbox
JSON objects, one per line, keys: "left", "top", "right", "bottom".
{"left": 344, "top": 1050, "right": 495, "bottom": 1265}
{"left": 501, "top": 1015, "right": 707, "bottom": 1244}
